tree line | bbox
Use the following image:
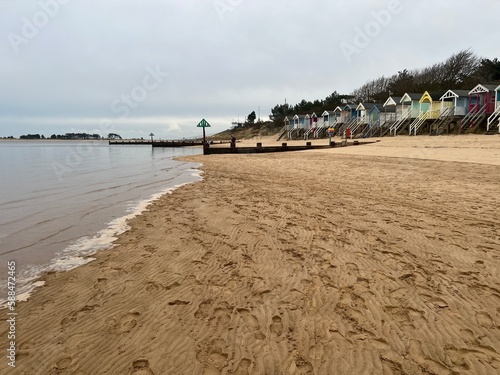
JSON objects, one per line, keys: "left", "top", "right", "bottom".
{"left": 269, "top": 49, "right": 500, "bottom": 126}
{"left": 19, "top": 133, "right": 122, "bottom": 140}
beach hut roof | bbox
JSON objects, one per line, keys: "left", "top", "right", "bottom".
{"left": 321, "top": 110, "right": 336, "bottom": 116}
{"left": 469, "top": 84, "right": 497, "bottom": 95}
{"left": 439, "top": 89, "right": 470, "bottom": 100}
{"left": 293, "top": 114, "right": 307, "bottom": 120}
{"left": 356, "top": 102, "right": 380, "bottom": 110}
{"left": 419, "top": 91, "right": 447, "bottom": 103}
{"left": 334, "top": 106, "right": 343, "bottom": 112}
{"left": 370, "top": 105, "right": 396, "bottom": 113}
{"left": 342, "top": 104, "right": 356, "bottom": 111}
{"left": 311, "top": 112, "right": 318, "bottom": 117}
{"left": 383, "top": 96, "right": 402, "bottom": 106}
{"left": 401, "top": 93, "right": 422, "bottom": 102}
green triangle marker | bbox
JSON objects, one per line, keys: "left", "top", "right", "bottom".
{"left": 196, "top": 119, "right": 211, "bottom": 128}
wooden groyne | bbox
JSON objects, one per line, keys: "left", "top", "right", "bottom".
{"left": 152, "top": 140, "right": 204, "bottom": 147}
{"left": 203, "top": 140, "right": 375, "bottom": 155}
{"left": 109, "top": 140, "right": 231, "bottom": 147}
{"left": 109, "top": 139, "right": 203, "bottom": 146}
{"left": 109, "top": 140, "right": 153, "bottom": 145}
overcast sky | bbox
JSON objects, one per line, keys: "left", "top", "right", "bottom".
{"left": 1, "top": 0, "right": 499, "bottom": 139}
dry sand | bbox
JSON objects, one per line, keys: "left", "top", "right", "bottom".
{"left": 2, "top": 135, "right": 500, "bottom": 374}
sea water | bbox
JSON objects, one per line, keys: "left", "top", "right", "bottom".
{"left": 0, "top": 140, "right": 202, "bottom": 305}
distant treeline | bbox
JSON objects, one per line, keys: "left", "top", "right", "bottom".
{"left": 19, "top": 133, "right": 122, "bottom": 140}
{"left": 269, "top": 49, "right": 500, "bottom": 125}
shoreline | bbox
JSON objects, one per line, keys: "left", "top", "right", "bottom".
{"left": 2, "top": 136, "right": 500, "bottom": 374}
{"left": 0, "top": 179, "right": 202, "bottom": 309}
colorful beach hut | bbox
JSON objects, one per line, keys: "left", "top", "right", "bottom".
{"left": 338, "top": 104, "right": 358, "bottom": 135}
{"left": 368, "top": 104, "right": 396, "bottom": 136}
{"left": 461, "top": 84, "right": 497, "bottom": 130}
{"left": 312, "top": 110, "right": 340, "bottom": 138}
{"left": 389, "top": 93, "right": 421, "bottom": 135}
{"left": 275, "top": 116, "right": 293, "bottom": 141}
{"left": 341, "top": 104, "right": 357, "bottom": 124}
{"left": 383, "top": 96, "right": 403, "bottom": 118}
{"left": 439, "top": 89, "right": 470, "bottom": 116}
{"left": 486, "top": 84, "right": 500, "bottom": 132}
{"left": 353, "top": 102, "right": 379, "bottom": 136}
{"left": 303, "top": 112, "right": 319, "bottom": 139}
{"left": 286, "top": 114, "right": 307, "bottom": 139}
{"left": 427, "top": 89, "right": 470, "bottom": 134}
{"left": 409, "top": 91, "right": 447, "bottom": 135}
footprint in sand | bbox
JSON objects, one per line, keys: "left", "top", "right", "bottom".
{"left": 131, "top": 262, "right": 144, "bottom": 272}
{"left": 131, "top": 359, "right": 155, "bottom": 375}
{"left": 65, "top": 333, "right": 87, "bottom": 353}
{"left": 194, "top": 299, "right": 212, "bottom": 319}
{"left": 309, "top": 343, "right": 324, "bottom": 360}
{"left": 55, "top": 357, "right": 72, "bottom": 370}
{"left": 476, "top": 312, "right": 494, "bottom": 328}
{"left": 237, "top": 308, "right": 266, "bottom": 340}
{"left": 108, "top": 312, "right": 141, "bottom": 334}
{"left": 270, "top": 315, "right": 283, "bottom": 336}
{"left": 292, "top": 356, "right": 314, "bottom": 374}
{"left": 196, "top": 340, "right": 228, "bottom": 375}
{"left": 60, "top": 313, "right": 77, "bottom": 330}
{"left": 143, "top": 244, "right": 158, "bottom": 254}
{"left": 146, "top": 281, "right": 162, "bottom": 292}
{"left": 233, "top": 358, "right": 252, "bottom": 375}
{"left": 94, "top": 278, "right": 107, "bottom": 290}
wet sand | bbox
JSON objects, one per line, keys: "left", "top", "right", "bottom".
{"left": 2, "top": 135, "right": 500, "bottom": 374}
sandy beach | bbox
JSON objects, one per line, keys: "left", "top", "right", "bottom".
{"left": 2, "top": 135, "right": 500, "bottom": 375}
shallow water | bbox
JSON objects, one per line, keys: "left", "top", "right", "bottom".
{"left": 0, "top": 140, "right": 202, "bottom": 303}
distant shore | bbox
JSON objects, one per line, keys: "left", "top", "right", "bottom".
{"left": 2, "top": 135, "right": 499, "bottom": 374}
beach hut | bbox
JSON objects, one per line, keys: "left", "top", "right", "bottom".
{"left": 389, "top": 93, "right": 421, "bottom": 135}
{"left": 486, "top": 84, "right": 500, "bottom": 133}
{"left": 338, "top": 104, "right": 358, "bottom": 135}
{"left": 284, "top": 116, "right": 291, "bottom": 128}
{"left": 383, "top": 96, "right": 403, "bottom": 117}
{"left": 461, "top": 84, "right": 497, "bottom": 130}
{"left": 368, "top": 104, "right": 396, "bottom": 137}
{"left": 303, "top": 112, "right": 319, "bottom": 139}
{"left": 287, "top": 114, "right": 307, "bottom": 139}
{"left": 439, "top": 89, "right": 470, "bottom": 116}
{"left": 409, "top": 91, "right": 448, "bottom": 135}
{"left": 304, "top": 114, "right": 311, "bottom": 128}
{"left": 310, "top": 112, "right": 319, "bottom": 133}
{"left": 468, "top": 84, "right": 496, "bottom": 113}
{"left": 353, "top": 102, "right": 380, "bottom": 136}
{"left": 276, "top": 116, "right": 293, "bottom": 141}
{"left": 321, "top": 110, "right": 339, "bottom": 128}
{"left": 333, "top": 106, "right": 343, "bottom": 123}
{"left": 341, "top": 104, "right": 357, "bottom": 123}
{"left": 427, "top": 89, "right": 470, "bottom": 135}
{"left": 381, "top": 96, "right": 401, "bottom": 136}
{"left": 356, "top": 102, "right": 378, "bottom": 121}
{"left": 420, "top": 91, "right": 449, "bottom": 118}
{"left": 313, "top": 110, "right": 339, "bottom": 138}
{"left": 293, "top": 114, "right": 306, "bottom": 128}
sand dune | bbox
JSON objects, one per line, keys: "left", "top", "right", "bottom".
{"left": 1, "top": 136, "right": 500, "bottom": 374}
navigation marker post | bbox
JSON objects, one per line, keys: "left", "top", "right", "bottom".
{"left": 196, "top": 118, "right": 211, "bottom": 155}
